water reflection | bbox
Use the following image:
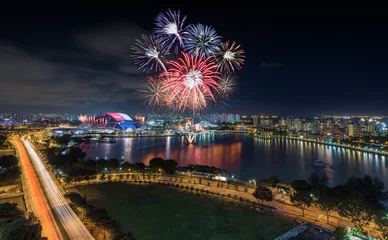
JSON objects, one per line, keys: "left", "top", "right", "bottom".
{"left": 80, "top": 135, "right": 388, "bottom": 187}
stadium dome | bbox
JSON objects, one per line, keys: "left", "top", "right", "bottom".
{"left": 78, "top": 112, "right": 138, "bottom": 132}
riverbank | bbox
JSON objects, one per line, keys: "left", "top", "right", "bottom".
{"left": 275, "top": 136, "right": 388, "bottom": 156}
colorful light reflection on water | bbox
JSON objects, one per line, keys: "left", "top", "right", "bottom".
{"left": 80, "top": 134, "right": 388, "bottom": 187}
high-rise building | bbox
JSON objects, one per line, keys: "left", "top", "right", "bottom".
{"left": 286, "top": 118, "right": 293, "bottom": 130}
{"left": 235, "top": 114, "right": 240, "bottom": 123}
{"left": 348, "top": 123, "right": 354, "bottom": 137}
{"left": 220, "top": 113, "right": 227, "bottom": 122}
{"left": 280, "top": 118, "right": 286, "bottom": 126}
{"left": 252, "top": 115, "right": 259, "bottom": 127}
{"left": 227, "top": 114, "right": 235, "bottom": 123}
{"left": 294, "top": 118, "right": 303, "bottom": 131}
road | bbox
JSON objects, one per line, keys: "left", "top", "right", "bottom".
{"left": 12, "top": 136, "right": 63, "bottom": 240}
{"left": 21, "top": 137, "right": 94, "bottom": 240}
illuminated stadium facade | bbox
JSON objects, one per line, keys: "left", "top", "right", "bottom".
{"left": 77, "top": 112, "right": 138, "bottom": 133}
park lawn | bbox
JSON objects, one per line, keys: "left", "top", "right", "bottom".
{"left": 76, "top": 183, "right": 296, "bottom": 240}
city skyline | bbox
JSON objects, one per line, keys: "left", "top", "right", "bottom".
{"left": 1, "top": 3, "right": 388, "bottom": 115}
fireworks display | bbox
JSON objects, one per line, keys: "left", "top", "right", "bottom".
{"left": 131, "top": 34, "right": 169, "bottom": 72}
{"left": 138, "top": 76, "right": 165, "bottom": 109}
{"left": 219, "top": 74, "right": 239, "bottom": 98}
{"left": 131, "top": 9, "right": 245, "bottom": 112}
{"left": 215, "top": 41, "right": 245, "bottom": 73}
{"left": 184, "top": 24, "right": 221, "bottom": 57}
{"left": 161, "top": 52, "right": 221, "bottom": 112}
{"left": 154, "top": 9, "right": 187, "bottom": 54}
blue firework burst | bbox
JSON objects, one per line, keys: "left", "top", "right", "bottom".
{"left": 184, "top": 24, "right": 222, "bottom": 57}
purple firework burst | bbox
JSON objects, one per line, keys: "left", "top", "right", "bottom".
{"left": 154, "top": 9, "right": 187, "bottom": 54}
{"left": 131, "top": 34, "right": 169, "bottom": 72}
{"left": 184, "top": 24, "right": 221, "bottom": 57}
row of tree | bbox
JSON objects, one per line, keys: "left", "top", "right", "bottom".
{"left": 65, "top": 192, "right": 134, "bottom": 240}
{"left": 148, "top": 157, "right": 178, "bottom": 174}
{"left": 253, "top": 173, "right": 388, "bottom": 238}
{"left": 0, "top": 203, "right": 43, "bottom": 239}
{"left": 186, "top": 164, "right": 227, "bottom": 174}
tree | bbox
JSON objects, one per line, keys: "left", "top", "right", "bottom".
{"left": 0, "top": 203, "right": 23, "bottom": 219}
{"left": 164, "top": 159, "right": 178, "bottom": 174}
{"left": 83, "top": 160, "right": 97, "bottom": 170}
{"left": 149, "top": 157, "right": 164, "bottom": 172}
{"left": 308, "top": 172, "right": 329, "bottom": 188}
{"left": 96, "top": 159, "right": 107, "bottom": 171}
{"left": 308, "top": 172, "right": 320, "bottom": 188}
{"left": 65, "top": 192, "right": 87, "bottom": 206}
{"left": 99, "top": 173, "right": 106, "bottom": 181}
{"left": 67, "top": 167, "right": 96, "bottom": 180}
{"left": 121, "top": 162, "right": 132, "bottom": 171}
{"left": 0, "top": 155, "right": 18, "bottom": 169}
{"left": 317, "top": 187, "right": 337, "bottom": 224}
{"left": 55, "top": 134, "right": 71, "bottom": 147}
{"left": 0, "top": 203, "right": 43, "bottom": 240}
{"left": 67, "top": 147, "right": 87, "bottom": 162}
{"left": 107, "top": 159, "right": 120, "bottom": 171}
{"left": 291, "top": 180, "right": 311, "bottom": 192}
{"left": 267, "top": 176, "right": 279, "bottom": 187}
{"left": 319, "top": 173, "right": 329, "bottom": 187}
{"left": 338, "top": 196, "right": 372, "bottom": 234}
{"left": 86, "top": 208, "right": 109, "bottom": 222}
{"left": 333, "top": 226, "right": 347, "bottom": 240}
{"left": 133, "top": 162, "right": 145, "bottom": 171}
{"left": 346, "top": 175, "right": 387, "bottom": 209}
{"left": 65, "top": 176, "right": 73, "bottom": 184}
{"left": 290, "top": 191, "right": 312, "bottom": 216}
{"left": 49, "top": 155, "right": 67, "bottom": 168}
{"left": 118, "top": 174, "right": 124, "bottom": 181}
{"left": 375, "top": 209, "right": 388, "bottom": 240}
{"left": 253, "top": 185, "right": 274, "bottom": 204}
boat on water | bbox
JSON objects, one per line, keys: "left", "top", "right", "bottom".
{"left": 314, "top": 159, "right": 325, "bottom": 166}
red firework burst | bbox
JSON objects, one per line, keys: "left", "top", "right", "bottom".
{"left": 160, "top": 52, "right": 221, "bottom": 112}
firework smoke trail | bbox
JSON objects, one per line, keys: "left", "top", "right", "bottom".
{"left": 160, "top": 52, "right": 221, "bottom": 112}
{"left": 215, "top": 41, "right": 245, "bottom": 73}
{"left": 154, "top": 9, "right": 187, "bottom": 54}
{"left": 131, "top": 34, "right": 169, "bottom": 72}
{"left": 184, "top": 24, "right": 221, "bottom": 57}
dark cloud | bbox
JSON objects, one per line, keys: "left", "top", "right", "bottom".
{"left": 0, "top": 23, "right": 147, "bottom": 112}
{"left": 74, "top": 22, "right": 148, "bottom": 59}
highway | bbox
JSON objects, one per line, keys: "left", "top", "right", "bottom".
{"left": 21, "top": 137, "right": 94, "bottom": 240}
{"left": 12, "top": 136, "right": 63, "bottom": 240}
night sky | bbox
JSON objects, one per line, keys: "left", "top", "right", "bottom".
{"left": 1, "top": 3, "right": 387, "bottom": 116}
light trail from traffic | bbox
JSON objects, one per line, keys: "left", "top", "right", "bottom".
{"left": 22, "top": 138, "right": 94, "bottom": 240}
{"left": 12, "top": 136, "right": 62, "bottom": 240}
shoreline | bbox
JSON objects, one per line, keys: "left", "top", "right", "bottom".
{"left": 271, "top": 136, "right": 388, "bottom": 156}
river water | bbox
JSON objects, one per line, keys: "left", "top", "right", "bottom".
{"left": 79, "top": 134, "right": 388, "bottom": 187}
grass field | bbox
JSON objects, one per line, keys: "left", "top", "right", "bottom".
{"left": 76, "top": 183, "right": 296, "bottom": 240}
